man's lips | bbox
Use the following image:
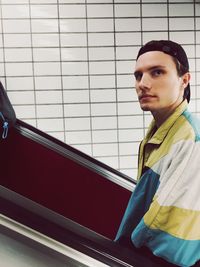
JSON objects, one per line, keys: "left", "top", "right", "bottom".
{"left": 139, "top": 94, "right": 155, "bottom": 101}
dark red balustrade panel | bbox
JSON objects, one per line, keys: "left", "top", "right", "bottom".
{"left": 0, "top": 128, "right": 131, "bottom": 239}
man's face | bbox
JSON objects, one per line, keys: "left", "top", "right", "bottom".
{"left": 134, "top": 51, "right": 186, "bottom": 113}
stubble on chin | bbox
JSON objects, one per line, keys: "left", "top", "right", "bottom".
{"left": 139, "top": 103, "right": 151, "bottom": 111}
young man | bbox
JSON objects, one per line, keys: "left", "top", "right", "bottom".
{"left": 115, "top": 40, "right": 200, "bottom": 267}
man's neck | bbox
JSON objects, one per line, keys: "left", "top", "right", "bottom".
{"left": 152, "top": 100, "right": 183, "bottom": 128}
{"left": 152, "top": 110, "right": 173, "bottom": 128}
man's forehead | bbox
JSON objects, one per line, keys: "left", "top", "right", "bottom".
{"left": 134, "top": 51, "right": 174, "bottom": 71}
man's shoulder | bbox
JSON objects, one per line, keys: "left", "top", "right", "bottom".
{"left": 167, "top": 110, "right": 200, "bottom": 143}
{"left": 181, "top": 110, "right": 200, "bottom": 141}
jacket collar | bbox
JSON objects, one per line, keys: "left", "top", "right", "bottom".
{"left": 144, "top": 100, "right": 188, "bottom": 145}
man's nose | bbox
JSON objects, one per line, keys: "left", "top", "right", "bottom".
{"left": 139, "top": 74, "right": 151, "bottom": 90}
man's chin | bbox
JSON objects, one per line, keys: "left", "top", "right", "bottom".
{"left": 140, "top": 105, "right": 152, "bottom": 111}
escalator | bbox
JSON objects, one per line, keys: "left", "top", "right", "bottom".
{"left": 0, "top": 120, "right": 171, "bottom": 266}
{"left": 0, "top": 119, "right": 133, "bottom": 240}
{"left": 0, "top": 185, "right": 161, "bottom": 267}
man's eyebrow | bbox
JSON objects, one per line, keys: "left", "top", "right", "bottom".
{"left": 148, "top": 65, "right": 166, "bottom": 70}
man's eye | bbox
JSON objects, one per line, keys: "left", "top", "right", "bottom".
{"left": 152, "top": 69, "right": 163, "bottom": 76}
{"left": 134, "top": 72, "right": 142, "bottom": 81}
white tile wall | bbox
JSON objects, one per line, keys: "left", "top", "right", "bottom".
{"left": 114, "top": 4, "right": 140, "bottom": 17}
{"left": 93, "top": 129, "right": 118, "bottom": 143}
{"left": 31, "top": 5, "right": 58, "bottom": 18}
{"left": 118, "top": 115, "right": 143, "bottom": 128}
{"left": 37, "top": 104, "right": 63, "bottom": 118}
{"left": 169, "top": 18, "right": 194, "bottom": 31}
{"left": 142, "top": 18, "right": 168, "bottom": 31}
{"left": 115, "top": 18, "right": 140, "bottom": 31}
{"left": 66, "top": 130, "right": 92, "bottom": 144}
{"left": 37, "top": 118, "right": 64, "bottom": 132}
{"left": 34, "top": 62, "right": 61, "bottom": 76}
{"left": 90, "top": 89, "right": 116, "bottom": 102}
{"left": 14, "top": 105, "right": 36, "bottom": 119}
{"left": 197, "top": 18, "right": 200, "bottom": 30}
{"left": 4, "top": 48, "right": 32, "bottom": 62}
{"left": 88, "top": 32, "right": 114, "bottom": 46}
{"left": 35, "top": 76, "right": 62, "bottom": 90}
{"left": 91, "top": 103, "right": 116, "bottom": 116}
{"left": 62, "top": 62, "right": 88, "bottom": 75}
{"left": 61, "top": 33, "right": 85, "bottom": 46}
{"left": 119, "top": 142, "right": 140, "bottom": 156}
{"left": 63, "top": 76, "right": 88, "bottom": 89}
{"left": 92, "top": 116, "right": 117, "bottom": 129}
{"left": 115, "top": 32, "right": 141, "bottom": 46}
{"left": 169, "top": 3, "right": 194, "bottom": 16}
{"left": 142, "top": 3, "right": 168, "bottom": 17}
{"left": 31, "top": 33, "right": 59, "bottom": 47}
{"left": 93, "top": 143, "right": 118, "bottom": 157}
{"left": 0, "top": 1, "right": 199, "bottom": 181}
{"left": 59, "top": 4, "right": 86, "bottom": 18}
{"left": 119, "top": 128, "right": 144, "bottom": 142}
{"left": 33, "top": 48, "right": 60, "bottom": 61}
{"left": 61, "top": 47, "right": 88, "bottom": 61}
{"left": 64, "top": 89, "right": 90, "bottom": 103}
{"left": 2, "top": 5, "right": 30, "bottom": 19}
{"left": 196, "top": 4, "right": 200, "bottom": 16}
{"left": 2, "top": 20, "right": 31, "bottom": 33}
{"left": 90, "top": 75, "right": 115, "bottom": 88}
{"left": 142, "top": 31, "right": 169, "bottom": 43}
{"left": 89, "top": 61, "right": 115, "bottom": 75}
{"left": 31, "top": 19, "right": 59, "bottom": 32}
{"left": 120, "top": 155, "right": 138, "bottom": 169}
{"left": 36, "top": 90, "right": 63, "bottom": 104}
{"left": 6, "top": 77, "right": 34, "bottom": 90}
{"left": 64, "top": 103, "right": 90, "bottom": 117}
{"left": 90, "top": 47, "right": 115, "bottom": 60}
{"left": 6, "top": 62, "right": 33, "bottom": 76}
{"left": 116, "top": 46, "right": 138, "bottom": 60}
{"left": 87, "top": 4, "right": 113, "bottom": 17}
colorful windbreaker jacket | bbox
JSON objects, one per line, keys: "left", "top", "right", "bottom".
{"left": 115, "top": 100, "right": 200, "bottom": 267}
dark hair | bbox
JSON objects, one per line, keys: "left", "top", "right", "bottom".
{"left": 172, "top": 57, "right": 190, "bottom": 102}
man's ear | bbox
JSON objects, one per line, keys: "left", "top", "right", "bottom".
{"left": 182, "top": 72, "right": 191, "bottom": 89}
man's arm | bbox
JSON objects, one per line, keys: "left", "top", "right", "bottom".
{"left": 131, "top": 139, "right": 200, "bottom": 267}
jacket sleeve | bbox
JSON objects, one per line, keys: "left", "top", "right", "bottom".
{"left": 131, "top": 139, "right": 200, "bottom": 267}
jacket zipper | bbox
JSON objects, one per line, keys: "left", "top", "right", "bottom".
{"left": 0, "top": 112, "right": 8, "bottom": 139}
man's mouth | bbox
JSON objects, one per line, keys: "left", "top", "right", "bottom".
{"left": 139, "top": 94, "right": 155, "bottom": 101}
